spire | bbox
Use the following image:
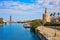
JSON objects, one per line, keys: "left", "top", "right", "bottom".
{"left": 45, "top": 8, "right": 48, "bottom": 14}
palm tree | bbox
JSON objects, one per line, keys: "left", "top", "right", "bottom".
{"left": 53, "top": 12, "right": 56, "bottom": 17}
{"left": 57, "top": 12, "right": 60, "bottom": 22}
{"left": 57, "top": 12, "right": 60, "bottom": 17}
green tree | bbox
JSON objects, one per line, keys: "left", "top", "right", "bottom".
{"left": 0, "top": 18, "right": 3, "bottom": 24}
{"left": 57, "top": 12, "right": 60, "bottom": 17}
{"left": 50, "top": 13, "right": 53, "bottom": 16}
{"left": 30, "top": 20, "right": 41, "bottom": 32}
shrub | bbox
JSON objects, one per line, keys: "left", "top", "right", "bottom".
{"left": 30, "top": 21, "right": 41, "bottom": 32}
{"left": 44, "top": 22, "right": 51, "bottom": 26}
{"left": 44, "top": 22, "right": 60, "bottom": 26}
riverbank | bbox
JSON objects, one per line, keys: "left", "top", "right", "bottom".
{"left": 35, "top": 26, "right": 60, "bottom": 40}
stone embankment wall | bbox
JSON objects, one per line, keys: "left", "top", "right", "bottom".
{"left": 35, "top": 26, "right": 60, "bottom": 40}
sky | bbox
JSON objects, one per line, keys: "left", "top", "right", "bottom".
{"left": 0, "top": 0, "right": 60, "bottom": 21}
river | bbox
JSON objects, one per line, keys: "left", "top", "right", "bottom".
{"left": 0, "top": 23, "right": 40, "bottom": 40}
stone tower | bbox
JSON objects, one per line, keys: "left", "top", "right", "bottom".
{"left": 43, "top": 8, "right": 51, "bottom": 24}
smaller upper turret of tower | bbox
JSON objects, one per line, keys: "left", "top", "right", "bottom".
{"left": 45, "top": 8, "right": 48, "bottom": 14}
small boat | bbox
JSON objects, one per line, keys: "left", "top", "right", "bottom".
{"left": 23, "top": 23, "right": 31, "bottom": 28}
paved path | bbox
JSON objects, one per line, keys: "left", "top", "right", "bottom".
{"left": 36, "top": 26, "right": 60, "bottom": 40}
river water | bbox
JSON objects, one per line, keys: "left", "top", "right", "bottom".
{"left": 0, "top": 23, "right": 40, "bottom": 40}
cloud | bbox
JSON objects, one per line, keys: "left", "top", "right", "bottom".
{"left": 0, "top": 1, "right": 36, "bottom": 10}
{"left": 0, "top": 8, "right": 44, "bottom": 15}
{"left": 0, "top": 1, "right": 44, "bottom": 14}
{"left": 37, "top": 0, "right": 44, "bottom": 4}
{"left": 0, "top": 0, "right": 60, "bottom": 15}
{"left": 40, "top": 0, "right": 60, "bottom": 13}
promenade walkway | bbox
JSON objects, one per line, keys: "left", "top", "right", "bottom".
{"left": 36, "top": 26, "right": 60, "bottom": 40}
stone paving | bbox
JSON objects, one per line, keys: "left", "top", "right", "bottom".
{"left": 36, "top": 26, "right": 60, "bottom": 40}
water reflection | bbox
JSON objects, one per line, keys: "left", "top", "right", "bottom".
{"left": 0, "top": 24, "right": 3, "bottom": 27}
{"left": 0, "top": 23, "right": 40, "bottom": 40}
{"left": 0, "top": 24, "right": 3, "bottom": 40}
{"left": 0, "top": 24, "right": 3, "bottom": 33}
{"left": 24, "top": 28, "right": 40, "bottom": 40}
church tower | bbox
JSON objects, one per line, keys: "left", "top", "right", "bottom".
{"left": 43, "top": 8, "right": 51, "bottom": 24}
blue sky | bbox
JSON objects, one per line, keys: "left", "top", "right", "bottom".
{"left": 0, "top": 0, "right": 60, "bottom": 21}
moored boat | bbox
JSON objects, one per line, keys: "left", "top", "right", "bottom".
{"left": 23, "top": 23, "right": 31, "bottom": 28}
